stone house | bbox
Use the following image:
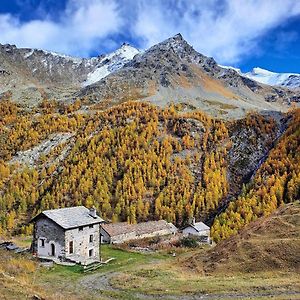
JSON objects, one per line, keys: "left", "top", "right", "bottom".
{"left": 101, "top": 220, "right": 177, "bottom": 244}
{"left": 182, "top": 219, "right": 210, "bottom": 243}
{"left": 31, "top": 206, "right": 104, "bottom": 264}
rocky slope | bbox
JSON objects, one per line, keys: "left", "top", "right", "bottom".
{"left": 0, "top": 42, "right": 139, "bottom": 106}
{"left": 78, "top": 34, "right": 298, "bottom": 119}
{"left": 1, "top": 34, "right": 299, "bottom": 118}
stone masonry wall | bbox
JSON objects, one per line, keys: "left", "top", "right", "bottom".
{"left": 65, "top": 223, "right": 100, "bottom": 263}
{"left": 34, "top": 217, "right": 65, "bottom": 258}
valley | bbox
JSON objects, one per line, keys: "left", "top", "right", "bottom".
{"left": 0, "top": 31, "right": 299, "bottom": 300}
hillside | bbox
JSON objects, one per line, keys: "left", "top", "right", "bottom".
{"left": 0, "top": 97, "right": 299, "bottom": 243}
{"left": 212, "top": 108, "right": 300, "bottom": 241}
{"left": 203, "top": 201, "right": 300, "bottom": 274}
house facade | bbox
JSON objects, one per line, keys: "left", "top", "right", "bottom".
{"left": 31, "top": 206, "right": 104, "bottom": 264}
{"left": 182, "top": 219, "right": 210, "bottom": 243}
{"left": 101, "top": 220, "right": 177, "bottom": 244}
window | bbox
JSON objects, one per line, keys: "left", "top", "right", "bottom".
{"left": 89, "top": 234, "right": 93, "bottom": 243}
{"left": 69, "top": 241, "right": 73, "bottom": 254}
{"left": 89, "top": 224, "right": 93, "bottom": 228}
{"left": 89, "top": 249, "right": 93, "bottom": 257}
{"left": 40, "top": 239, "right": 45, "bottom": 247}
{"left": 79, "top": 226, "right": 83, "bottom": 231}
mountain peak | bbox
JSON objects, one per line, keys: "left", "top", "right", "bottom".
{"left": 164, "top": 33, "right": 187, "bottom": 46}
{"left": 172, "top": 33, "right": 184, "bottom": 41}
{"left": 120, "top": 42, "right": 137, "bottom": 50}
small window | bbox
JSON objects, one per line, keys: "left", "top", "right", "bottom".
{"left": 69, "top": 241, "right": 73, "bottom": 254}
{"left": 89, "top": 224, "right": 93, "bottom": 228}
{"left": 79, "top": 226, "right": 83, "bottom": 231}
{"left": 89, "top": 234, "right": 93, "bottom": 243}
{"left": 40, "top": 239, "right": 45, "bottom": 247}
{"left": 89, "top": 249, "right": 93, "bottom": 257}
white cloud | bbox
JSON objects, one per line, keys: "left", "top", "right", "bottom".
{"left": 0, "top": 0, "right": 123, "bottom": 56}
{"left": 132, "top": 0, "right": 300, "bottom": 64}
{"left": 0, "top": 0, "right": 300, "bottom": 63}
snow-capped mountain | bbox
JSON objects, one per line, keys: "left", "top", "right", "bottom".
{"left": 83, "top": 43, "right": 140, "bottom": 87}
{"left": 0, "top": 42, "right": 140, "bottom": 104}
{"left": 1, "top": 34, "right": 299, "bottom": 118}
{"left": 220, "top": 65, "right": 300, "bottom": 89}
{"left": 244, "top": 67, "right": 300, "bottom": 89}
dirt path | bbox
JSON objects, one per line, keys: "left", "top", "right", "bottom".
{"left": 79, "top": 271, "right": 120, "bottom": 292}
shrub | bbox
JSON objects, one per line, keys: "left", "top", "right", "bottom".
{"left": 179, "top": 236, "right": 198, "bottom": 248}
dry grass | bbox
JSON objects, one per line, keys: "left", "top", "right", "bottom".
{"left": 186, "top": 202, "right": 300, "bottom": 275}
{"left": 190, "top": 65, "right": 239, "bottom": 99}
{"left": 203, "top": 99, "right": 238, "bottom": 110}
{"left": 110, "top": 265, "right": 300, "bottom": 297}
{"left": 0, "top": 249, "right": 46, "bottom": 300}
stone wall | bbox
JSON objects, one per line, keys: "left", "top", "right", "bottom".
{"left": 101, "top": 228, "right": 174, "bottom": 244}
{"left": 65, "top": 223, "right": 100, "bottom": 263}
{"left": 34, "top": 217, "right": 65, "bottom": 258}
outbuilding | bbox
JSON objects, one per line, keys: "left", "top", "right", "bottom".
{"left": 182, "top": 219, "right": 210, "bottom": 243}
{"left": 101, "top": 220, "right": 177, "bottom": 244}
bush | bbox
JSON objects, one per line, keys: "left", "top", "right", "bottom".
{"left": 179, "top": 236, "right": 198, "bottom": 248}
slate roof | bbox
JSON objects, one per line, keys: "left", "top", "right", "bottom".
{"left": 185, "top": 221, "right": 210, "bottom": 232}
{"left": 102, "top": 220, "right": 177, "bottom": 237}
{"left": 31, "top": 206, "right": 105, "bottom": 230}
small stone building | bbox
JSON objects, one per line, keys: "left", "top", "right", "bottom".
{"left": 101, "top": 220, "right": 177, "bottom": 244}
{"left": 31, "top": 206, "right": 104, "bottom": 264}
{"left": 182, "top": 219, "right": 210, "bottom": 243}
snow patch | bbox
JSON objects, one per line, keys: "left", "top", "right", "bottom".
{"left": 244, "top": 67, "right": 300, "bottom": 88}
{"left": 83, "top": 44, "right": 140, "bottom": 86}
{"left": 219, "top": 64, "right": 242, "bottom": 74}
{"left": 24, "top": 49, "right": 34, "bottom": 59}
{"left": 220, "top": 65, "right": 300, "bottom": 89}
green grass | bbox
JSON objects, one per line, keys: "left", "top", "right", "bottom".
{"left": 34, "top": 245, "right": 171, "bottom": 299}
{"left": 98, "top": 245, "right": 169, "bottom": 273}
{"left": 3, "top": 243, "right": 299, "bottom": 300}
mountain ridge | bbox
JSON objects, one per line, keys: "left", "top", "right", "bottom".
{"left": 221, "top": 64, "right": 300, "bottom": 89}
{"left": 0, "top": 34, "right": 299, "bottom": 119}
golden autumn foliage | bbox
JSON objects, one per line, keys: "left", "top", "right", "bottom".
{"left": 0, "top": 98, "right": 298, "bottom": 241}
{"left": 0, "top": 100, "right": 229, "bottom": 232}
{"left": 212, "top": 109, "right": 300, "bottom": 242}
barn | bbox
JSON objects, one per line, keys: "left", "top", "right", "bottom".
{"left": 101, "top": 220, "right": 177, "bottom": 244}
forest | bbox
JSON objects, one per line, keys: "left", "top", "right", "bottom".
{"left": 0, "top": 99, "right": 299, "bottom": 241}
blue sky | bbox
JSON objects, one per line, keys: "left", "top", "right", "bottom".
{"left": 1, "top": 0, "right": 300, "bottom": 73}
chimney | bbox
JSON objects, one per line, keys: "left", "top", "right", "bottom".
{"left": 89, "top": 207, "right": 97, "bottom": 218}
